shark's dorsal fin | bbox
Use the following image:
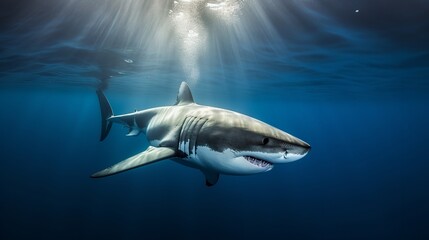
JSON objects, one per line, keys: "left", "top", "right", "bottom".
{"left": 175, "top": 82, "right": 195, "bottom": 106}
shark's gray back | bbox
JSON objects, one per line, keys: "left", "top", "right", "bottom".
{"left": 147, "top": 103, "right": 303, "bottom": 154}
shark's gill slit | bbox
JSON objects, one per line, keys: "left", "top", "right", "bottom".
{"left": 178, "top": 116, "right": 208, "bottom": 157}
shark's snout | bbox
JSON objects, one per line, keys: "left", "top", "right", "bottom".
{"left": 282, "top": 138, "right": 311, "bottom": 162}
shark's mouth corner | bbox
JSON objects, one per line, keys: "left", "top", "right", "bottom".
{"left": 244, "top": 156, "right": 273, "bottom": 168}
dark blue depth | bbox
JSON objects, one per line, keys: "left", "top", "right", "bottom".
{"left": 1, "top": 88, "right": 428, "bottom": 240}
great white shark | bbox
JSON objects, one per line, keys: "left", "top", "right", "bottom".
{"left": 92, "top": 82, "right": 310, "bottom": 186}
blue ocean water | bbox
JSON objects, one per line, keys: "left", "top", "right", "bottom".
{"left": 1, "top": 1, "right": 429, "bottom": 239}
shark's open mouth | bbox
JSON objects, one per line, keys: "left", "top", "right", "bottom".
{"left": 244, "top": 156, "right": 272, "bottom": 168}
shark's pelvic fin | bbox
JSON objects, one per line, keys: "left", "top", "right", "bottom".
{"left": 175, "top": 82, "right": 195, "bottom": 106}
{"left": 202, "top": 170, "right": 220, "bottom": 187}
{"left": 91, "top": 146, "right": 176, "bottom": 178}
{"left": 96, "top": 90, "right": 114, "bottom": 141}
{"left": 126, "top": 117, "right": 141, "bottom": 137}
{"left": 126, "top": 128, "right": 141, "bottom": 137}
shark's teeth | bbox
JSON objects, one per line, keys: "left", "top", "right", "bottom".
{"left": 244, "top": 156, "right": 272, "bottom": 168}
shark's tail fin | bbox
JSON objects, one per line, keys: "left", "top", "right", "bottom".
{"left": 96, "top": 90, "right": 114, "bottom": 141}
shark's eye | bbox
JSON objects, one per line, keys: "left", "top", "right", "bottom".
{"left": 262, "top": 137, "right": 269, "bottom": 145}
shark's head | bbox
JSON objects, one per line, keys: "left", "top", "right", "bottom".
{"left": 195, "top": 109, "right": 311, "bottom": 175}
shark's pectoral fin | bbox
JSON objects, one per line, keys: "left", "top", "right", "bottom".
{"left": 91, "top": 146, "right": 176, "bottom": 178}
{"left": 202, "top": 170, "right": 220, "bottom": 187}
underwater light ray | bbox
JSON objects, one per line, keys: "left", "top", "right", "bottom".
{"left": 2, "top": 0, "right": 294, "bottom": 90}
